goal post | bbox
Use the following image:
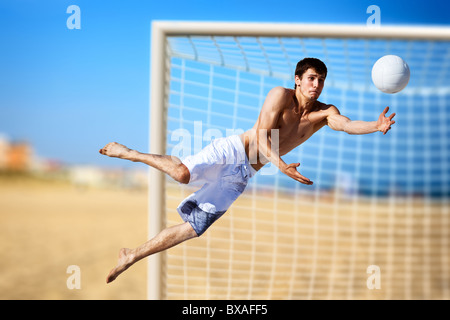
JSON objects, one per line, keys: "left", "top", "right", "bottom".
{"left": 148, "top": 21, "right": 450, "bottom": 300}
{"left": 148, "top": 21, "right": 167, "bottom": 301}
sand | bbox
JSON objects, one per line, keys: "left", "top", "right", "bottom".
{"left": 0, "top": 176, "right": 147, "bottom": 299}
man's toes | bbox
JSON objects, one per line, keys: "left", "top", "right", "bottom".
{"left": 99, "top": 144, "right": 111, "bottom": 155}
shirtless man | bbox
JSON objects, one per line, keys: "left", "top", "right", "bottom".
{"left": 99, "top": 58, "right": 395, "bottom": 283}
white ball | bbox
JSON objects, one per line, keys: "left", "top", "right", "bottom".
{"left": 371, "top": 55, "right": 410, "bottom": 94}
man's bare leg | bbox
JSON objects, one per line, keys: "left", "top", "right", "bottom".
{"left": 106, "top": 222, "right": 198, "bottom": 283}
{"left": 100, "top": 142, "right": 196, "bottom": 282}
{"left": 99, "top": 142, "right": 190, "bottom": 184}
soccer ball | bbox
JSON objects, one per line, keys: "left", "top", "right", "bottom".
{"left": 371, "top": 55, "right": 410, "bottom": 94}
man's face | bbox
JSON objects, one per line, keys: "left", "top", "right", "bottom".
{"left": 295, "top": 68, "right": 326, "bottom": 101}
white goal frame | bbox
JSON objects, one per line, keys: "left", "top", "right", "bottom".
{"left": 148, "top": 21, "right": 450, "bottom": 300}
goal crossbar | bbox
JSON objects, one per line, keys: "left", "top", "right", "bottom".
{"left": 152, "top": 21, "right": 450, "bottom": 39}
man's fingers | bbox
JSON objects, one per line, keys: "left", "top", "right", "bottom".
{"left": 295, "top": 175, "right": 311, "bottom": 184}
{"left": 285, "top": 163, "right": 313, "bottom": 185}
{"left": 380, "top": 108, "right": 395, "bottom": 136}
{"left": 383, "top": 126, "right": 392, "bottom": 135}
{"left": 285, "top": 163, "right": 301, "bottom": 170}
{"left": 382, "top": 117, "right": 395, "bottom": 135}
{"left": 297, "top": 173, "right": 313, "bottom": 185}
{"left": 299, "top": 178, "right": 313, "bottom": 185}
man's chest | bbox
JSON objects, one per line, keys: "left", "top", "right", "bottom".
{"left": 278, "top": 107, "right": 326, "bottom": 135}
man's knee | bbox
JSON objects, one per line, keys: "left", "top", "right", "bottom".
{"left": 176, "top": 164, "right": 190, "bottom": 184}
{"left": 183, "top": 222, "right": 199, "bottom": 239}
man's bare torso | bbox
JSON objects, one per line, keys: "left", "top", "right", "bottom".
{"left": 240, "top": 87, "right": 333, "bottom": 171}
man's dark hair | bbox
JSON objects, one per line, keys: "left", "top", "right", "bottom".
{"left": 294, "top": 58, "right": 327, "bottom": 89}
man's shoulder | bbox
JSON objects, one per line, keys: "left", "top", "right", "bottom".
{"left": 264, "top": 86, "right": 292, "bottom": 110}
{"left": 268, "top": 86, "right": 292, "bottom": 98}
{"left": 315, "top": 102, "right": 340, "bottom": 114}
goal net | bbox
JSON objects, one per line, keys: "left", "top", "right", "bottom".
{"left": 148, "top": 21, "right": 450, "bottom": 300}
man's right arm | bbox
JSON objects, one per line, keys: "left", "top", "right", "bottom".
{"left": 255, "top": 87, "right": 313, "bottom": 185}
{"left": 327, "top": 105, "right": 395, "bottom": 135}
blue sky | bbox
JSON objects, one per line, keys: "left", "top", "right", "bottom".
{"left": 0, "top": 0, "right": 449, "bottom": 167}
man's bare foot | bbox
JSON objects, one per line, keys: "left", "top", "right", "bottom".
{"left": 106, "top": 248, "right": 134, "bottom": 284}
{"left": 99, "top": 142, "right": 133, "bottom": 159}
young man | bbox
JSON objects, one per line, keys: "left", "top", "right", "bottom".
{"left": 99, "top": 57, "right": 395, "bottom": 283}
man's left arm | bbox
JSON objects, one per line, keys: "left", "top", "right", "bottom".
{"left": 327, "top": 106, "right": 396, "bottom": 135}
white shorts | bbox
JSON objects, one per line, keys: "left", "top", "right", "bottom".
{"left": 177, "top": 135, "right": 256, "bottom": 236}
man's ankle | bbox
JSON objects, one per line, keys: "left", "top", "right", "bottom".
{"left": 127, "top": 149, "right": 140, "bottom": 162}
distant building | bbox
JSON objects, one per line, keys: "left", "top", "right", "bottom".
{"left": 7, "top": 142, "right": 32, "bottom": 171}
{"left": 0, "top": 135, "right": 8, "bottom": 169}
{"left": 0, "top": 134, "right": 33, "bottom": 172}
{"left": 0, "top": 133, "right": 148, "bottom": 189}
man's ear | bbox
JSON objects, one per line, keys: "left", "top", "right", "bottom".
{"left": 295, "top": 75, "right": 302, "bottom": 87}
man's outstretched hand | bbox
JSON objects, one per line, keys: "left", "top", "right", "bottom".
{"left": 281, "top": 163, "right": 313, "bottom": 185}
{"left": 377, "top": 106, "right": 396, "bottom": 135}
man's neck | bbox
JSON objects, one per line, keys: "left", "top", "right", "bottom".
{"left": 294, "top": 89, "right": 316, "bottom": 116}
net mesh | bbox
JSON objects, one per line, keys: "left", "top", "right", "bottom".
{"left": 160, "top": 34, "right": 450, "bottom": 299}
